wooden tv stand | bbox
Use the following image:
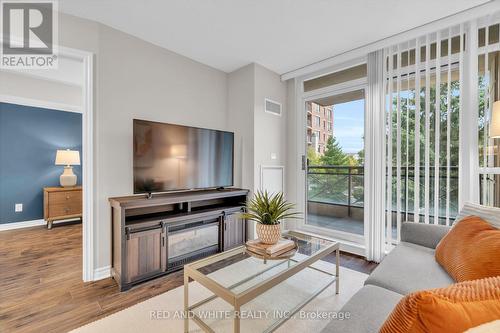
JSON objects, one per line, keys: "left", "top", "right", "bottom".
{"left": 109, "top": 188, "right": 249, "bottom": 291}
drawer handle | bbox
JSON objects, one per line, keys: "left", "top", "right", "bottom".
{"left": 66, "top": 195, "right": 70, "bottom": 200}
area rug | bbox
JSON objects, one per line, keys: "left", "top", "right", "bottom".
{"left": 71, "top": 256, "right": 368, "bottom": 333}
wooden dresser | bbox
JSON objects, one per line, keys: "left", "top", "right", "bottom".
{"left": 43, "top": 186, "right": 82, "bottom": 229}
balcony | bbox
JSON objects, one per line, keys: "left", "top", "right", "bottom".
{"left": 307, "top": 165, "right": 459, "bottom": 236}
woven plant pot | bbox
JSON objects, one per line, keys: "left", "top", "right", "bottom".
{"left": 256, "top": 223, "right": 281, "bottom": 245}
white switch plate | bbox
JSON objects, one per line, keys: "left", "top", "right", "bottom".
{"left": 15, "top": 203, "right": 23, "bottom": 212}
{"left": 271, "top": 153, "right": 277, "bottom": 160}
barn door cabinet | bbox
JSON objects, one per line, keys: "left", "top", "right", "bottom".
{"left": 124, "top": 221, "right": 166, "bottom": 283}
{"left": 222, "top": 209, "right": 246, "bottom": 251}
{"left": 110, "top": 188, "right": 249, "bottom": 291}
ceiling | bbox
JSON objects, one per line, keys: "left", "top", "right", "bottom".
{"left": 59, "top": 0, "right": 491, "bottom": 75}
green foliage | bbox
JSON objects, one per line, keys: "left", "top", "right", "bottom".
{"left": 307, "top": 147, "right": 321, "bottom": 166}
{"left": 242, "top": 190, "right": 301, "bottom": 225}
{"left": 320, "top": 136, "right": 349, "bottom": 166}
{"left": 357, "top": 148, "right": 365, "bottom": 166}
{"left": 347, "top": 155, "right": 359, "bottom": 166}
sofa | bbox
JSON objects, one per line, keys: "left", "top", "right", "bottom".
{"left": 322, "top": 222, "right": 453, "bottom": 333}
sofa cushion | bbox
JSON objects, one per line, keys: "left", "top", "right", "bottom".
{"left": 321, "top": 285, "right": 402, "bottom": 333}
{"left": 435, "top": 216, "right": 500, "bottom": 282}
{"left": 365, "top": 242, "right": 453, "bottom": 295}
{"left": 380, "top": 276, "right": 500, "bottom": 333}
{"left": 455, "top": 202, "right": 500, "bottom": 228}
{"left": 400, "top": 222, "right": 451, "bottom": 249}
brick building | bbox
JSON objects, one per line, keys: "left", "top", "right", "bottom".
{"left": 306, "top": 102, "right": 333, "bottom": 154}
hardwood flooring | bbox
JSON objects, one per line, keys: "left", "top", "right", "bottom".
{"left": 0, "top": 223, "right": 377, "bottom": 333}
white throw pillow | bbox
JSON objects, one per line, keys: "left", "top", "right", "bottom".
{"left": 465, "top": 320, "right": 500, "bottom": 333}
{"left": 455, "top": 202, "right": 500, "bottom": 229}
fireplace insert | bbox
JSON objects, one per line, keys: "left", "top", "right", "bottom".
{"left": 166, "top": 216, "right": 221, "bottom": 272}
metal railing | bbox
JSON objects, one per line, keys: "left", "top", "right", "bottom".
{"left": 307, "top": 165, "right": 459, "bottom": 219}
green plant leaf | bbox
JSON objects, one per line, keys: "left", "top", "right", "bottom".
{"left": 242, "top": 190, "right": 301, "bottom": 225}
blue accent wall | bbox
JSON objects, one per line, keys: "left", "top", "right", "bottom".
{"left": 0, "top": 102, "right": 82, "bottom": 224}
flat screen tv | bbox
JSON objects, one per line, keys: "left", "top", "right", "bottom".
{"left": 133, "top": 119, "right": 234, "bottom": 194}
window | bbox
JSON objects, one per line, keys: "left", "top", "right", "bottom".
{"left": 323, "top": 121, "right": 327, "bottom": 130}
{"left": 304, "top": 64, "right": 367, "bottom": 92}
{"left": 328, "top": 122, "right": 332, "bottom": 131}
{"left": 478, "top": 22, "right": 500, "bottom": 207}
{"left": 314, "top": 116, "right": 321, "bottom": 127}
{"left": 384, "top": 28, "right": 464, "bottom": 247}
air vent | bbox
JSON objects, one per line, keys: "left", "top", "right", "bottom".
{"left": 265, "top": 98, "right": 282, "bottom": 116}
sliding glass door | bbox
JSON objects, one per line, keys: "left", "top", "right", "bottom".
{"left": 295, "top": 15, "right": 500, "bottom": 261}
{"left": 303, "top": 83, "right": 366, "bottom": 243}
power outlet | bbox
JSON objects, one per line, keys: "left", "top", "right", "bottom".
{"left": 15, "top": 203, "right": 23, "bottom": 212}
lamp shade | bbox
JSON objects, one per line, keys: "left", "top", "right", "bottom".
{"left": 491, "top": 101, "right": 500, "bottom": 138}
{"left": 55, "top": 149, "right": 80, "bottom": 166}
{"left": 170, "top": 144, "right": 187, "bottom": 158}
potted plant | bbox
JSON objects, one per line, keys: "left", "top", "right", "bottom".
{"left": 242, "top": 190, "right": 301, "bottom": 245}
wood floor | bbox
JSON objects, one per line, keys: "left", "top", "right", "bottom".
{"left": 0, "top": 223, "right": 377, "bottom": 333}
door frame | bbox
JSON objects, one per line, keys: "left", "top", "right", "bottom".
{"left": 59, "top": 45, "right": 95, "bottom": 282}
{"left": 0, "top": 42, "right": 95, "bottom": 281}
{"left": 296, "top": 78, "right": 368, "bottom": 246}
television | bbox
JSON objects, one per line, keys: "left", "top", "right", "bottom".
{"left": 133, "top": 119, "right": 234, "bottom": 194}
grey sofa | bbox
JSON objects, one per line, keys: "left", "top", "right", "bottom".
{"left": 322, "top": 222, "right": 452, "bottom": 333}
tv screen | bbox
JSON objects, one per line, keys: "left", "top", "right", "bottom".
{"left": 133, "top": 119, "right": 234, "bottom": 193}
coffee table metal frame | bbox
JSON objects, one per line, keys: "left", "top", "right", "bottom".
{"left": 183, "top": 230, "right": 340, "bottom": 333}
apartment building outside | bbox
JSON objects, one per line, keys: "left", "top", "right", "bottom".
{"left": 307, "top": 102, "right": 333, "bottom": 154}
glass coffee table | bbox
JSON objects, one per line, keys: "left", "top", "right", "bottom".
{"left": 183, "top": 230, "right": 339, "bottom": 333}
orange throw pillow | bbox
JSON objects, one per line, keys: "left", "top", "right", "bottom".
{"left": 435, "top": 215, "right": 500, "bottom": 282}
{"left": 380, "top": 276, "right": 500, "bottom": 333}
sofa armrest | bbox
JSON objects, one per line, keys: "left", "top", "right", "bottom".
{"left": 400, "top": 222, "right": 451, "bottom": 249}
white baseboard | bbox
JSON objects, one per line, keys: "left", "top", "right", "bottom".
{"left": 0, "top": 219, "right": 45, "bottom": 231}
{"left": 339, "top": 242, "right": 365, "bottom": 257}
{"left": 93, "top": 266, "right": 111, "bottom": 281}
{"left": 0, "top": 217, "right": 82, "bottom": 231}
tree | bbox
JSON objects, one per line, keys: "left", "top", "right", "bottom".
{"left": 307, "top": 146, "right": 321, "bottom": 166}
{"left": 347, "top": 155, "right": 359, "bottom": 166}
{"left": 320, "top": 136, "right": 349, "bottom": 166}
{"left": 357, "top": 148, "right": 365, "bottom": 166}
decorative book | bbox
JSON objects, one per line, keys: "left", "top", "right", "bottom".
{"left": 246, "top": 238, "right": 296, "bottom": 256}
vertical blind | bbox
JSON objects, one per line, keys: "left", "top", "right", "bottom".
{"left": 478, "top": 17, "right": 500, "bottom": 208}
{"left": 384, "top": 25, "right": 464, "bottom": 244}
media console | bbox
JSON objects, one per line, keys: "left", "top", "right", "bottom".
{"left": 109, "top": 188, "right": 249, "bottom": 291}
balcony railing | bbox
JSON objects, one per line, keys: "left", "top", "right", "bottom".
{"left": 307, "top": 165, "right": 460, "bottom": 220}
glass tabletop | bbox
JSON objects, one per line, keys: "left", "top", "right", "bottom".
{"left": 188, "top": 230, "right": 337, "bottom": 295}
{"left": 184, "top": 230, "right": 339, "bottom": 333}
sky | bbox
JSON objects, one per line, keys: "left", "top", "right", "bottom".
{"left": 331, "top": 99, "right": 364, "bottom": 154}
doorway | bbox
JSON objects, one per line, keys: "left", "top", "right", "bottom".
{"left": 303, "top": 86, "right": 366, "bottom": 246}
{"left": 0, "top": 46, "right": 94, "bottom": 281}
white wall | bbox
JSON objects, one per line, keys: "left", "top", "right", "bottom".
{"left": 57, "top": 14, "right": 228, "bottom": 270}
{"left": 227, "top": 64, "right": 255, "bottom": 191}
{"left": 285, "top": 78, "right": 301, "bottom": 230}
{"left": 0, "top": 71, "right": 83, "bottom": 111}
{"left": 226, "top": 63, "right": 288, "bottom": 238}
{"left": 253, "top": 64, "right": 287, "bottom": 191}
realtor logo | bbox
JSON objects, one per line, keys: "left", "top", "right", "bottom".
{"left": 1, "top": 0, "right": 58, "bottom": 69}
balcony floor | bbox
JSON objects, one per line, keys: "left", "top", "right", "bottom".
{"left": 307, "top": 213, "right": 397, "bottom": 238}
{"left": 307, "top": 213, "right": 364, "bottom": 235}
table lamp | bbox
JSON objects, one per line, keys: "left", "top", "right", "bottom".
{"left": 55, "top": 149, "right": 81, "bottom": 187}
{"left": 491, "top": 101, "right": 500, "bottom": 138}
